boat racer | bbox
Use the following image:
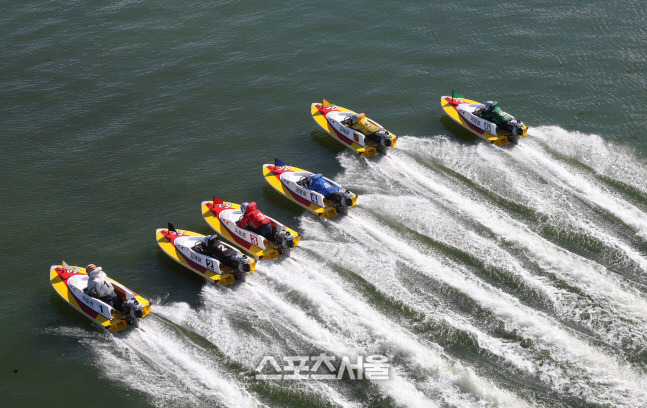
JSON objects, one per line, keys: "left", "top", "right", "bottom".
{"left": 299, "top": 173, "right": 354, "bottom": 208}
{"left": 238, "top": 202, "right": 275, "bottom": 241}
{"left": 476, "top": 100, "right": 526, "bottom": 143}
{"left": 477, "top": 101, "right": 514, "bottom": 125}
{"left": 193, "top": 235, "right": 238, "bottom": 269}
{"left": 343, "top": 113, "right": 392, "bottom": 152}
{"left": 85, "top": 264, "right": 123, "bottom": 311}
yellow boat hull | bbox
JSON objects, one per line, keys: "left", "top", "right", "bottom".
{"left": 441, "top": 95, "right": 527, "bottom": 146}
{"left": 311, "top": 100, "right": 397, "bottom": 157}
{"left": 201, "top": 199, "right": 300, "bottom": 260}
{"left": 50, "top": 265, "right": 151, "bottom": 332}
{"left": 263, "top": 163, "right": 357, "bottom": 218}
{"left": 156, "top": 228, "right": 256, "bottom": 285}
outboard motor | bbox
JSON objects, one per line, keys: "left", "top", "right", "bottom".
{"left": 274, "top": 229, "right": 295, "bottom": 255}
{"left": 234, "top": 253, "right": 252, "bottom": 274}
{"left": 507, "top": 120, "right": 525, "bottom": 144}
{"left": 373, "top": 129, "right": 392, "bottom": 153}
{"left": 122, "top": 299, "right": 144, "bottom": 327}
{"left": 342, "top": 190, "right": 354, "bottom": 207}
{"left": 328, "top": 190, "right": 354, "bottom": 214}
{"left": 232, "top": 256, "right": 249, "bottom": 282}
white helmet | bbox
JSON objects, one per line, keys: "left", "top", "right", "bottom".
{"left": 240, "top": 202, "right": 248, "bottom": 212}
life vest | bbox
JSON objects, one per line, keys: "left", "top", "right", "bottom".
{"left": 86, "top": 269, "right": 114, "bottom": 298}
{"left": 239, "top": 203, "right": 271, "bottom": 230}
{"left": 350, "top": 113, "right": 380, "bottom": 135}
{"left": 205, "top": 236, "right": 233, "bottom": 259}
{"left": 481, "top": 101, "right": 514, "bottom": 124}
{"left": 248, "top": 209, "right": 270, "bottom": 229}
{"left": 308, "top": 174, "right": 340, "bottom": 196}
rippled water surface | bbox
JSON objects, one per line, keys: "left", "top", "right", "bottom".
{"left": 2, "top": 1, "right": 647, "bottom": 407}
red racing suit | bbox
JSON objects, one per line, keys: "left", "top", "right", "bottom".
{"left": 238, "top": 208, "right": 271, "bottom": 230}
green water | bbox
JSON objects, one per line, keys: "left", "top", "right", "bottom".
{"left": 2, "top": 1, "right": 647, "bottom": 407}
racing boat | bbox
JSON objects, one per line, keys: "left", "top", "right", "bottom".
{"left": 201, "top": 197, "right": 300, "bottom": 260}
{"left": 441, "top": 92, "right": 527, "bottom": 145}
{"left": 263, "top": 159, "right": 357, "bottom": 218}
{"left": 311, "top": 99, "right": 397, "bottom": 157}
{"left": 50, "top": 262, "right": 150, "bottom": 332}
{"left": 156, "top": 223, "right": 256, "bottom": 285}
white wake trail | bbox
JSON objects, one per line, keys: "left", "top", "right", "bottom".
{"left": 397, "top": 134, "right": 647, "bottom": 273}
{"left": 323, "top": 203, "right": 647, "bottom": 407}
{"left": 533, "top": 126, "right": 647, "bottom": 199}
{"left": 354, "top": 140, "right": 647, "bottom": 348}
{"left": 260, "top": 254, "right": 533, "bottom": 408}
{"left": 152, "top": 286, "right": 360, "bottom": 408}
{"left": 155, "top": 276, "right": 440, "bottom": 408}
{"left": 83, "top": 317, "right": 261, "bottom": 408}
{"left": 514, "top": 135, "right": 647, "bottom": 241}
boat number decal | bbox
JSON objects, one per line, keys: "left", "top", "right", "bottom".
{"left": 218, "top": 203, "right": 232, "bottom": 209}
{"left": 310, "top": 192, "right": 317, "bottom": 202}
{"left": 190, "top": 252, "right": 203, "bottom": 263}
{"left": 353, "top": 134, "right": 359, "bottom": 142}
{"left": 278, "top": 166, "right": 290, "bottom": 171}
{"left": 206, "top": 259, "right": 214, "bottom": 270}
{"left": 82, "top": 293, "right": 96, "bottom": 308}
{"left": 295, "top": 185, "right": 306, "bottom": 196}
{"left": 484, "top": 122, "right": 491, "bottom": 133}
{"left": 250, "top": 235, "right": 259, "bottom": 246}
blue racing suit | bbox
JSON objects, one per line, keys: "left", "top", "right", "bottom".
{"left": 308, "top": 174, "right": 340, "bottom": 196}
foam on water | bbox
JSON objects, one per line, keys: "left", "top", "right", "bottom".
{"left": 515, "top": 132, "right": 647, "bottom": 240}
{"left": 153, "top": 286, "right": 360, "bottom": 408}
{"left": 359, "top": 189, "right": 647, "bottom": 353}
{"left": 309, "top": 203, "right": 647, "bottom": 406}
{"left": 79, "top": 317, "right": 260, "bottom": 408}
{"left": 356, "top": 139, "right": 647, "bottom": 350}
{"left": 157, "top": 277, "right": 438, "bottom": 408}
{"left": 395, "top": 133, "right": 647, "bottom": 273}
{"left": 259, "top": 257, "right": 532, "bottom": 408}
{"left": 533, "top": 126, "right": 647, "bottom": 199}
{"left": 76, "top": 127, "right": 647, "bottom": 407}
{"left": 299, "top": 216, "right": 537, "bottom": 375}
